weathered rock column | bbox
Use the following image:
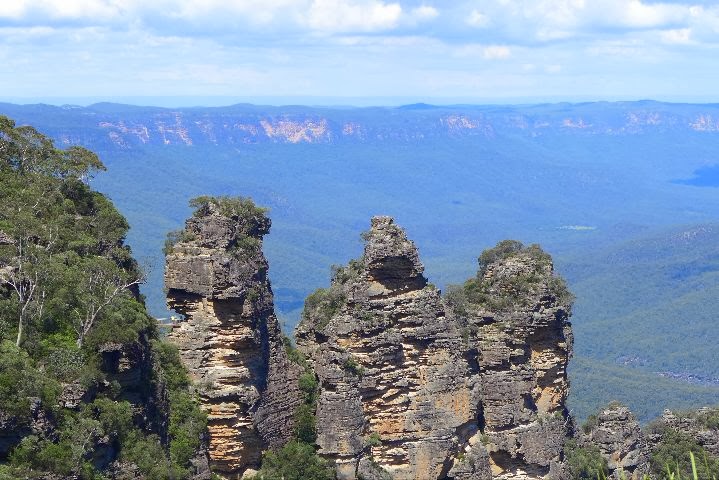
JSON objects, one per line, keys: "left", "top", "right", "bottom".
{"left": 460, "top": 243, "right": 574, "bottom": 480}
{"left": 296, "top": 216, "right": 481, "bottom": 480}
{"left": 579, "top": 403, "right": 649, "bottom": 480}
{"left": 165, "top": 198, "right": 303, "bottom": 478}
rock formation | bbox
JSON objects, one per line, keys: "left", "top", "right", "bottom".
{"left": 165, "top": 198, "right": 303, "bottom": 477}
{"left": 454, "top": 241, "right": 574, "bottom": 480}
{"left": 296, "top": 216, "right": 481, "bottom": 479}
{"left": 579, "top": 403, "right": 649, "bottom": 479}
{"left": 654, "top": 408, "right": 719, "bottom": 457}
{"left": 165, "top": 209, "right": 576, "bottom": 479}
{"left": 295, "top": 218, "right": 575, "bottom": 480}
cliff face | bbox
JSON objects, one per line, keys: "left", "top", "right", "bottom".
{"left": 457, "top": 244, "right": 574, "bottom": 480}
{"left": 295, "top": 218, "right": 574, "bottom": 480}
{"left": 296, "top": 216, "right": 480, "bottom": 479}
{"left": 165, "top": 201, "right": 303, "bottom": 477}
{"left": 164, "top": 210, "right": 576, "bottom": 479}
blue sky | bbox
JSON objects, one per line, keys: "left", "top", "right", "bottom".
{"left": 1, "top": 0, "right": 719, "bottom": 105}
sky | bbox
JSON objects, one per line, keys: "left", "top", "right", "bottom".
{"left": 1, "top": 0, "right": 719, "bottom": 105}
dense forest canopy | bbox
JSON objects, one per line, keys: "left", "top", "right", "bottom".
{"left": 0, "top": 115, "right": 206, "bottom": 479}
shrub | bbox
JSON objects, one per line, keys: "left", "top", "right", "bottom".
{"left": 168, "top": 391, "right": 208, "bottom": 469}
{"left": 256, "top": 441, "right": 335, "bottom": 480}
{"left": 366, "top": 432, "right": 382, "bottom": 447}
{"left": 478, "top": 240, "right": 525, "bottom": 275}
{"left": 152, "top": 339, "right": 190, "bottom": 391}
{"left": 283, "top": 335, "right": 309, "bottom": 369}
{"left": 0, "top": 341, "right": 60, "bottom": 421}
{"left": 295, "top": 403, "right": 318, "bottom": 444}
{"left": 163, "top": 229, "right": 196, "bottom": 256}
{"left": 564, "top": 440, "right": 608, "bottom": 480}
{"left": 650, "top": 428, "right": 719, "bottom": 479}
{"left": 343, "top": 357, "right": 364, "bottom": 377}
{"left": 189, "top": 196, "right": 268, "bottom": 232}
{"left": 122, "top": 430, "right": 188, "bottom": 479}
{"left": 302, "top": 287, "right": 345, "bottom": 330}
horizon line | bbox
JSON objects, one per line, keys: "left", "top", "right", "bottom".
{"left": 3, "top": 94, "right": 719, "bottom": 109}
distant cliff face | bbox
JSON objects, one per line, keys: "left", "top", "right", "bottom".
{"left": 165, "top": 199, "right": 303, "bottom": 477}
{"left": 4, "top": 101, "right": 719, "bottom": 150}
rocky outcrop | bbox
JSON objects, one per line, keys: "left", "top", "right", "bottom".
{"left": 450, "top": 241, "right": 574, "bottom": 480}
{"left": 165, "top": 199, "right": 303, "bottom": 477}
{"left": 654, "top": 408, "right": 719, "bottom": 457}
{"left": 579, "top": 403, "right": 649, "bottom": 479}
{"left": 164, "top": 209, "right": 575, "bottom": 479}
{"left": 296, "top": 216, "right": 481, "bottom": 479}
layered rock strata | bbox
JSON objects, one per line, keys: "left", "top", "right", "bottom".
{"left": 296, "top": 216, "right": 481, "bottom": 479}
{"left": 447, "top": 242, "right": 574, "bottom": 480}
{"left": 165, "top": 201, "right": 303, "bottom": 477}
{"left": 579, "top": 403, "right": 649, "bottom": 479}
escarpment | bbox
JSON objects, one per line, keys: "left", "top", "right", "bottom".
{"left": 165, "top": 197, "right": 303, "bottom": 477}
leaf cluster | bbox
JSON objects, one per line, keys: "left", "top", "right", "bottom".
{"left": 564, "top": 440, "right": 609, "bottom": 480}
{"left": 256, "top": 441, "right": 335, "bottom": 480}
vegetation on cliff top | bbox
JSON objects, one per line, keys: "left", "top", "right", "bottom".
{"left": 0, "top": 115, "right": 206, "bottom": 478}
{"left": 445, "top": 239, "right": 574, "bottom": 315}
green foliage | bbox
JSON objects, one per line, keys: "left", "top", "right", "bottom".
{"left": 478, "top": 239, "right": 525, "bottom": 276}
{"left": 331, "top": 259, "right": 364, "bottom": 285}
{"left": 168, "top": 391, "right": 207, "bottom": 469}
{"left": 294, "top": 369, "right": 319, "bottom": 444}
{"left": 229, "top": 234, "right": 262, "bottom": 259}
{"left": 256, "top": 440, "right": 335, "bottom": 480}
{"left": 694, "top": 409, "right": 719, "bottom": 431}
{"left": 295, "top": 403, "right": 318, "bottom": 445}
{"left": 444, "top": 240, "right": 573, "bottom": 314}
{"left": 0, "top": 115, "right": 150, "bottom": 352}
{"left": 152, "top": 339, "right": 190, "bottom": 391}
{"left": 0, "top": 117, "right": 206, "bottom": 479}
{"left": 163, "top": 229, "right": 196, "bottom": 256}
{"left": 9, "top": 398, "right": 132, "bottom": 478}
{"left": 189, "top": 195, "right": 268, "bottom": 228}
{"left": 366, "top": 432, "right": 382, "bottom": 447}
{"left": 581, "top": 414, "right": 599, "bottom": 434}
{"left": 564, "top": 440, "right": 609, "bottom": 480}
{"left": 0, "top": 340, "right": 60, "bottom": 420}
{"left": 343, "top": 357, "right": 364, "bottom": 377}
{"left": 650, "top": 428, "right": 719, "bottom": 479}
{"left": 283, "top": 334, "right": 309, "bottom": 370}
{"left": 302, "top": 287, "right": 346, "bottom": 330}
{"left": 299, "top": 371, "right": 319, "bottom": 404}
{"left": 121, "top": 430, "right": 188, "bottom": 479}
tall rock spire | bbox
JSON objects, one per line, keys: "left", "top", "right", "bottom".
{"left": 452, "top": 241, "right": 574, "bottom": 480}
{"left": 164, "top": 197, "right": 303, "bottom": 477}
{"left": 296, "top": 216, "right": 481, "bottom": 479}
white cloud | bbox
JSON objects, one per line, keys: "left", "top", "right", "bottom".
{"left": 411, "top": 5, "right": 439, "bottom": 21}
{"left": 661, "top": 28, "right": 692, "bottom": 44}
{"left": 303, "top": 0, "right": 403, "bottom": 32}
{"left": 467, "top": 9, "right": 489, "bottom": 28}
{"left": 454, "top": 43, "right": 512, "bottom": 59}
{"left": 0, "top": 0, "right": 30, "bottom": 19}
{"left": 483, "top": 44, "right": 511, "bottom": 59}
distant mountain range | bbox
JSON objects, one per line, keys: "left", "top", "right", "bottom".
{"left": 2, "top": 100, "right": 719, "bottom": 421}
{"left": 3, "top": 100, "right": 719, "bottom": 149}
